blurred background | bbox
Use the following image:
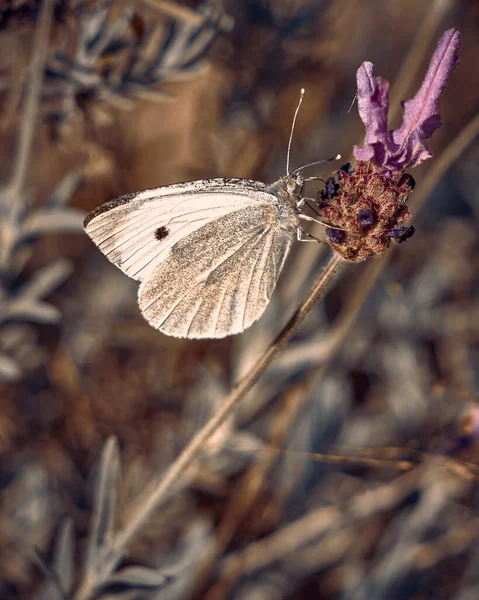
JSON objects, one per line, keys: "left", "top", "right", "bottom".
{"left": 0, "top": 1, "right": 478, "bottom": 598}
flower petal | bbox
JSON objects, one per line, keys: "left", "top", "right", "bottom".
{"left": 353, "top": 62, "right": 400, "bottom": 166}
{"left": 391, "top": 28, "right": 461, "bottom": 168}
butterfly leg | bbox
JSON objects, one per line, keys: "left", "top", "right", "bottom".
{"left": 299, "top": 213, "right": 327, "bottom": 226}
{"left": 296, "top": 196, "right": 317, "bottom": 208}
{"left": 297, "top": 227, "right": 324, "bottom": 243}
{"left": 299, "top": 213, "right": 340, "bottom": 231}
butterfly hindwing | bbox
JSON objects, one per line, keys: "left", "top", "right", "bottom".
{"left": 138, "top": 203, "right": 294, "bottom": 338}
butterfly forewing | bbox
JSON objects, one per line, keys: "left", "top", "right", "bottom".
{"left": 84, "top": 179, "right": 270, "bottom": 282}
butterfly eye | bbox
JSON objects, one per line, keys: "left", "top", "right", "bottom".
{"left": 286, "top": 178, "right": 302, "bottom": 194}
{"left": 357, "top": 208, "right": 376, "bottom": 228}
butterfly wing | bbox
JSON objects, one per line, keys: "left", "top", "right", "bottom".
{"left": 84, "top": 179, "right": 270, "bottom": 282}
{"left": 138, "top": 202, "right": 295, "bottom": 338}
{"left": 84, "top": 178, "right": 299, "bottom": 338}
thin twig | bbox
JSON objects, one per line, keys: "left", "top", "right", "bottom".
{"left": 194, "top": 377, "right": 317, "bottom": 596}
{"left": 72, "top": 252, "right": 344, "bottom": 599}
{"left": 0, "top": 0, "right": 54, "bottom": 272}
{"left": 254, "top": 447, "right": 414, "bottom": 472}
{"left": 140, "top": 0, "right": 233, "bottom": 30}
{"left": 8, "top": 0, "right": 54, "bottom": 194}
{"left": 140, "top": 0, "right": 206, "bottom": 26}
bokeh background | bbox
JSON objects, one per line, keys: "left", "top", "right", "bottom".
{"left": 0, "top": 1, "right": 478, "bottom": 598}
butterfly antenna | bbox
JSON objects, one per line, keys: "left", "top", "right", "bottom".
{"left": 292, "top": 154, "right": 341, "bottom": 178}
{"left": 286, "top": 88, "right": 305, "bottom": 176}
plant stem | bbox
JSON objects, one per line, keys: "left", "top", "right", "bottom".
{"left": 1, "top": 0, "right": 53, "bottom": 271}
{"left": 9, "top": 0, "right": 54, "bottom": 195}
{"left": 140, "top": 0, "right": 233, "bottom": 30}
{"left": 104, "top": 252, "right": 343, "bottom": 579}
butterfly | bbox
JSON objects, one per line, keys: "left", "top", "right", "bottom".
{"left": 84, "top": 91, "right": 339, "bottom": 339}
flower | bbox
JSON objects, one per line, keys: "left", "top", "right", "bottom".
{"left": 319, "top": 162, "right": 416, "bottom": 261}
{"left": 319, "top": 29, "right": 461, "bottom": 262}
{"left": 354, "top": 28, "right": 461, "bottom": 171}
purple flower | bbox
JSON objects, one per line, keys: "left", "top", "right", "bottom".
{"left": 386, "top": 225, "right": 415, "bottom": 243}
{"left": 354, "top": 28, "right": 461, "bottom": 172}
{"left": 317, "top": 29, "right": 460, "bottom": 262}
{"left": 357, "top": 208, "right": 376, "bottom": 228}
{"left": 328, "top": 228, "right": 345, "bottom": 244}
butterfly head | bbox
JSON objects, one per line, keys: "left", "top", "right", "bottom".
{"left": 285, "top": 173, "right": 305, "bottom": 197}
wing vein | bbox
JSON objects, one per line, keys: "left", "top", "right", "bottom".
{"left": 240, "top": 230, "right": 271, "bottom": 329}
{"left": 147, "top": 228, "right": 262, "bottom": 326}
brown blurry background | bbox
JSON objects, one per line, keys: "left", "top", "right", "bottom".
{"left": 0, "top": 1, "right": 478, "bottom": 599}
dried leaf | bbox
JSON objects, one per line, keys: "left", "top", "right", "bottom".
{"left": 103, "top": 566, "right": 171, "bottom": 589}
{"left": 52, "top": 518, "right": 74, "bottom": 595}
{"left": 0, "top": 352, "right": 21, "bottom": 381}
{"left": 2, "top": 299, "right": 61, "bottom": 324}
{"left": 84, "top": 436, "right": 120, "bottom": 576}
{"left": 36, "top": 518, "right": 74, "bottom": 600}
{"left": 14, "top": 259, "right": 73, "bottom": 302}
{"left": 46, "top": 172, "right": 82, "bottom": 208}
{"left": 20, "top": 208, "right": 85, "bottom": 240}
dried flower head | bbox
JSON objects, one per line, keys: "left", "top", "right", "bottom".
{"left": 319, "top": 28, "right": 461, "bottom": 262}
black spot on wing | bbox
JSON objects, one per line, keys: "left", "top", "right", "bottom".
{"left": 155, "top": 226, "right": 170, "bottom": 241}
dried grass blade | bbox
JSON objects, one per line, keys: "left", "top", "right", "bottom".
{"left": 52, "top": 517, "right": 75, "bottom": 596}
{"left": 84, "top": 436, "right": 120, "bottom": 577}
{"left": 102, "top": 566, "right": 171, "bottom": 589}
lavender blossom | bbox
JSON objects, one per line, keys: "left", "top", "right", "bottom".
{"left": 318, "top": 29, "right": 461, "bottom": 262}
{"left": 354, "top": 28, "right": 461, "bottom": 171}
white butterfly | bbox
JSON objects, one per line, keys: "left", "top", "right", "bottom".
{"left": 84, "top": 91, "right": 338, "bottom": 339}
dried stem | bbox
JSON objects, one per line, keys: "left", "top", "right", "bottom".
{"left": 72, "top": 253, "right": 343, "bottom": 599}
{"left": 8, "top": 0, "right": 54, "bottom": 195}
{"left": 254, "top": 447, "right": 414, "bottom": 472}
{"left": 0, "top": 0, "right": 54, "bottom": 271}
{"left": 140, "top": 0, "right": 206, "bottom": 25}
{"left": 140, "top": 0, "right": 233, "bottom": 29}
{"left": 194, "top": 377, "right": 318, "bottom": 596}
